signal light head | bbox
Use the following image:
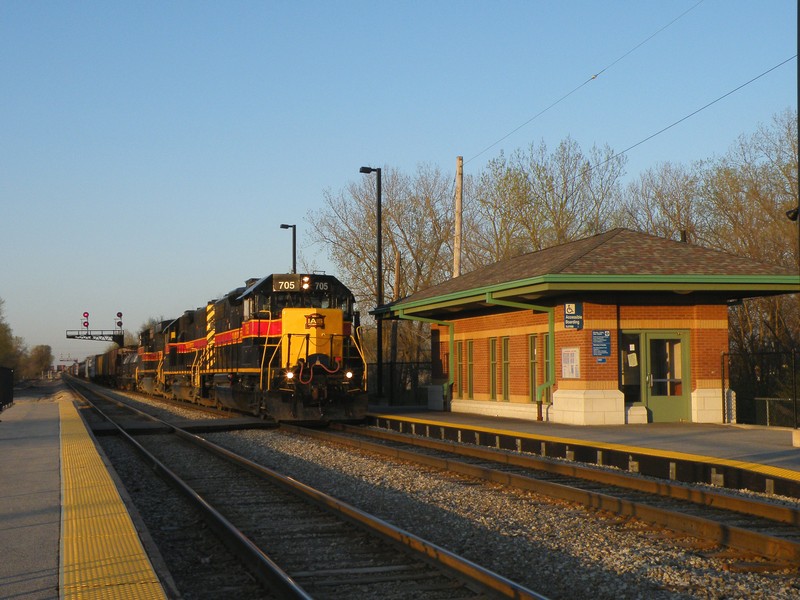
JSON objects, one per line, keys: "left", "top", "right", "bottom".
{"left": 82, "top": 311, "right": 89, "bottom": 318}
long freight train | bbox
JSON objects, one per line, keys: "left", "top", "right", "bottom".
{"left": 77, "top": 273, "right": 369, "bottom": 422}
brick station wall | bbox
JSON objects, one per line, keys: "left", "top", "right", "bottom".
{"left": 433, "top": 301, "right": 729, "bottom": 404}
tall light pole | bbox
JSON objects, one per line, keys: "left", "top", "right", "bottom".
{"left": 280, "top": 223, "right": 296, "bottom": 274}
{"left": 787, "top": 206, "right": 799, "bottom": 429}
{"left": 360, "top": 166, "right": 383, "bottom": 399}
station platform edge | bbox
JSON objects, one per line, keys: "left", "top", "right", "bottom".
{"left": 366, "top": 408, "right": 800, "bottom": 485}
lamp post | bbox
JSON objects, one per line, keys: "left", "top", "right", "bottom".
{"left": 280, "top": 223, "right": 296, "bottom": 274}
{"left": 360, "top": 166, "right": 383, "bottom": 399}
{"left": 787, "top": 206, "right": 799, "bottom": 429}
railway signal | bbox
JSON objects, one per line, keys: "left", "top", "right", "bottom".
{"left": 67, "top": 309, "right": 125, "bottom": 347}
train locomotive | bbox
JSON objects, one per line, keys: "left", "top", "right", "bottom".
{"left": 82, "top": 273, "right": 369, "bottom": 422}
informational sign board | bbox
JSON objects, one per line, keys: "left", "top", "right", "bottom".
{"left": 561, "top": 348, "right": 580, "bottom": 379}
{"left": 564, "top": 302, "right": 583, "bottom": 330}
{"left": 592, "top": 329, "right": 612, "bottom": 356}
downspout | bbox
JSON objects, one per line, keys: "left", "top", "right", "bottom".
{"left": 397, "top": 310, "right": 455, "bottom": 410}
{"left": 484, "top": 292, "right": 555, "bottom": 421}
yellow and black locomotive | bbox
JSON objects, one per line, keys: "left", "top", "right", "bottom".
{"left": 133, "top": 273, "right": 368, "bottom": 421}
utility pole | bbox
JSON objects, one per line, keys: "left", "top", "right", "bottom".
{"left": 453, "top": 155, "right": 463, "bottom": 277}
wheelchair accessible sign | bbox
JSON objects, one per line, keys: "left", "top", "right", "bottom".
{"left": 564, "top": 302, "right": 583, "bottom": 330}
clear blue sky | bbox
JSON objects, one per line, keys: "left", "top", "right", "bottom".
{"left": 1, "top": 0, "right": 796, "bottom": 366}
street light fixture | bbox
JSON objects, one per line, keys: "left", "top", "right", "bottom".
{"left": 280, "top": 223, "right": 296, "bottom": 274}
{"left": 360, "top": 166, "right": 383, "bottom": 399}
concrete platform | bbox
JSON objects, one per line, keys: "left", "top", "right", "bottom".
{"left": 367, "top": 406, "right": 800, "bottom": 499}
{"left": 368, "top": 407, "right": 800, "bottom": 474}
{"left": 0, "top": 380, "right": 168, "bottom": 600}
{"left": 0, "top": 381, "right": 61, "bottom": 599}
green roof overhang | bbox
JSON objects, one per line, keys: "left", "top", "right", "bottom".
{"left": 382, "top": 273, "right": 800, "bottom": 320}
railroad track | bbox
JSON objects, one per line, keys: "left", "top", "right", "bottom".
{"left": 65, "top": 380, "right": 549, "bottom": 599}
{"left": 285, "top": 422, "right": 800, "bottom": 568}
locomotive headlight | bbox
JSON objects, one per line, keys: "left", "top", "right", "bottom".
{"left": 345, "top": 370, "right": 353, "bottom": 379}
{"left": 301, "top": 276, "right": 310, "bottom": 290}
{"left": 285, "top": 370, "right": 295, "bottom": 380}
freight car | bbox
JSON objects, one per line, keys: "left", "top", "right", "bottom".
{"left": 82, "top": 273, "right": 368, "bottom": 422}
{"left": 92, "top": 346, "right": 137, "bottom": 388}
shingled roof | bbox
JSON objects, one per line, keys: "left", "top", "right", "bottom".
{"left": 385, "top": 228, "right": 799, "bottom": 319}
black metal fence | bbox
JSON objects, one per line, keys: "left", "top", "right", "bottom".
{"left": 722, "top": 350, "right": 799, "bottom": 427}
{"left": 0, "top": 367, "right": 13, "bottom": 411}
{"left": 367, "top": 362, "right": 435, "bottom": 406}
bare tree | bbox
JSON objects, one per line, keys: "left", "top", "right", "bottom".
{"left": 621, "top": 161, "right": 701, "bottom": 241}
{"left": 521, "top": 138, "right": 625, "bottom": 246}
{"left": 308, "top": 164, "right": 453, "bottom": 362}
{"left": 462, "top": 152, "right": 530, "bottom": 269}
{"left": 463, "top": 137, "right": 626, "bottom": 271}
{"left": 620, "top": 111, "right": 797, "bottom": 353}
{"left": 703, "top": 110, "right": 798, "bottom": 354}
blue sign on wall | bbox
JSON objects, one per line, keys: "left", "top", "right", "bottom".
{"left": 592, "top": 329, "right": 612, "bottom": 356}
{"left": 564, "top": 302, "right": 583, "bottom": 330}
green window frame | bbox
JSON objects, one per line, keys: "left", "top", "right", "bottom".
{"left": 501, "top": 336, "right": 510, "bottom": 401}
{"left": 489, "top": 338, "right": 497, "bottom": 400}
{"left": 455, "top": 341, "right": 463, "bottom": 399}
{"left": 467, "top": 340, "right": 474, "bottom": 399}
{"left": 529, "top": 334, "right": 538, "bottom": 403}
{"left": 543, "top": 332, "right": 552, "bottom": 403}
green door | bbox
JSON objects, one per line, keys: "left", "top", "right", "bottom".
{"left": 644, "top": 331, "right": 690, "bottom": 422}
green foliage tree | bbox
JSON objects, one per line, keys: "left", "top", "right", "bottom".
{"left": 0, "top": 298, "right": 15, "bottom": 370}
{"left": 22, "top": 345, "right": 53, "bottom": 379}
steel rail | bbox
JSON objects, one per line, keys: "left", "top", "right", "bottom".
{"left": 66, "top": 380, "right": 313, "bottom": 599}
{"left": 335, "top": 423, "right": 800, "bottom": 526}
{"left": 171, "top": 425, "right": 549, "bottom": 600}
{"left": 67, "top": 378, "right": 550, "bottom": 600}
{"left": 285, "top": 423, "right": 800, "bottom": 564}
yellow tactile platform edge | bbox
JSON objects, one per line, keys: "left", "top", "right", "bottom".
{"left": 369, "top": 412, "right": 800, "bottom": 484}
{"left": 59, "top": 399, "right": 167, "bottom": 600}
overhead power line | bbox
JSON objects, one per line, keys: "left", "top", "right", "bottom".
{"left": 465, "top": 0, "right": 707, "bottom": 165}
{"left": 598, "top": 54, "right": 797, "bottom": 171}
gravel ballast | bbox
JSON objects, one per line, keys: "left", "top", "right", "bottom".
{"left": 203, "top": 428, "right": 799, "bottom": 600}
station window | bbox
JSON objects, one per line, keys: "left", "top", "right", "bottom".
{"left": 489, "top": 338, "right": 497, "bottom": 400}
{"left": 455, "top": 341, "right": 463, "bottom": 399}
{"left": 467, "top": 340, "right": 474, "bottom": 399}
{"left": 529, "top": 334, "right": 538, "bottom": 403}
{"left": 501, "top": 337, "right": 510, "bottom": 401}
{"left": 543, "top": 333, "right": 552, "bottom": 403}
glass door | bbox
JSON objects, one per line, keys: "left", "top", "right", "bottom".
{"left": 644, "top": 331, "right": 690, "bottom": 422}
{"left": 619, "top": 330, "right": 691, "bottom": 422}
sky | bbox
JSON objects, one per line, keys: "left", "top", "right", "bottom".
{"left": 1, "top": 0, "right": 797, "bottom": 366}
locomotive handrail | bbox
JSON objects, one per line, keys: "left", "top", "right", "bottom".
{"left": 259, "top": 332, "right": 311, "bottom": 391}
{"left": 259, "top": 338, "right": 275, "bottom": 391}
{"left": 258, "top": 308, "right": 279, "bottom": 391}
{"left": 156, "top": 355, "right": 165, "bottom": 391}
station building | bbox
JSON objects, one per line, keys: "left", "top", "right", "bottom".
{"left": 382, "top": 229, "right": 799, "bottom": 424}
